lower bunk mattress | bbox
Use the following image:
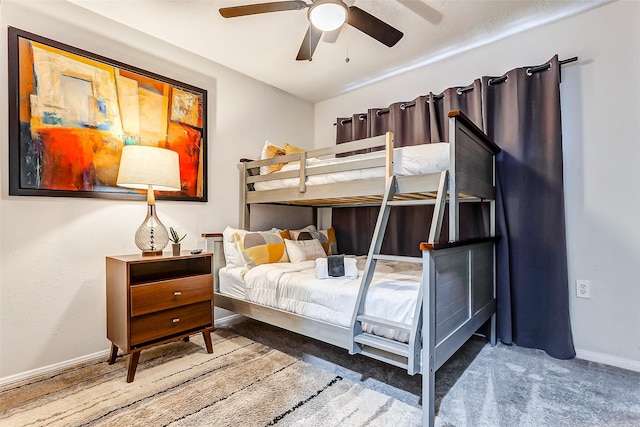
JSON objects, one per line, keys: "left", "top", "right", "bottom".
{"left": 219, "top": 257, "right": 422, "bottom": 343}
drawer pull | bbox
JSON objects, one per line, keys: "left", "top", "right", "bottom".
{"left": 172, "top": 318, "right": 180, "bottom": 323}
{"left": 173, "top": 291, "right": 182, "bottom": 296}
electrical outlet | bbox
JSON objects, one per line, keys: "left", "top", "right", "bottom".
{"left": 576, "top": 280, "right": 591, "bottom": 299}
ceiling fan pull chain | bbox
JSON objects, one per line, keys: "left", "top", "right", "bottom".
{"left": 345, "top": 40, "right": 350, "bottom": 63}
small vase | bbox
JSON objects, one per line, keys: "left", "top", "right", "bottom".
{"left": 172, "top": 243, "right": 181, "bottom": 256}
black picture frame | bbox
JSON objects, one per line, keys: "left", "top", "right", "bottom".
{"left": 8, "top": 26, "right": 208, "bottom": 202}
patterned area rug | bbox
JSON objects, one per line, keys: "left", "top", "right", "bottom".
{"left": 0, "top": 330, "right": 421, "bottom": 426}
{"left": 226, "top": 319, "right": 640, "bottom": 427}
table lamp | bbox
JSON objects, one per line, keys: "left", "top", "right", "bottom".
{"left": 116, "top": 145, "right": 181, "bottom": 256}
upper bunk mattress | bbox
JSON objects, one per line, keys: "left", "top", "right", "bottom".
{"left": 219, "top": 258, "right": 422, "bottom": 342}
{"left": 254, "top": 142, "right": 449, "bottom": 191}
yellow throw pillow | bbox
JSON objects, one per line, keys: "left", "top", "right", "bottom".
{"left": 319, "top": 227, "right": 338, "bottom": 255}
{"left": 285, "top": 143, "right": 305, "bottom": 155}
{"left": 259, "top": 141, "right": 286, "bottom": 174}
{"left": 234, "top": 231, "right": 289, "bottom": 270}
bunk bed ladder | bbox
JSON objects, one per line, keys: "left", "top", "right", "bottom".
{"left": 349, "top": 171, "right": 449, "bottom": 375}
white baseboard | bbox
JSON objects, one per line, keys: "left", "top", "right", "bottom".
{"left": 576, "top": 349, "right": 640, "bottom": 373}
{"left": 0, "top": 349, "right": 110, "bottom": 387}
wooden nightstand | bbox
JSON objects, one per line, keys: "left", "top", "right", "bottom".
{"left": 106, "top": 252, "right": 214, "bottom": 382}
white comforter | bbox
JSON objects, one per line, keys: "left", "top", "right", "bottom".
{"left": 234, "top": 259, "right": 421, "bottom": 342}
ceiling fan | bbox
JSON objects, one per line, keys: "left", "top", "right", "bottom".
{"left": 219, "top": 0, "right": 404, "bottom": 61}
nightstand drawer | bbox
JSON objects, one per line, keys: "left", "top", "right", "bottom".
{"left": 130, "top": 274, "right": 213, "bottom": 316}
{"left": 130, "top": 301, "right": 212, "bottom": 346}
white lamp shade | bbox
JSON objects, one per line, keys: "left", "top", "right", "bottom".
{"left": 309, "top": 1, "right": 348, "bottom": 32}
{"left": 117, "top": 145, "right": 181, "bottom": 191}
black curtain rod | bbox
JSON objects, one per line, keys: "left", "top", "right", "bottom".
{"left": 335, "top": 56, "right": 578, "bottom": 125}
{"left": 559, "top": 56, "right": 578, "bottom": 66}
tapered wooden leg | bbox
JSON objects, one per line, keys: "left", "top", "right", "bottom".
{"left": 127, "top": 351, "right": 141, "bottom": 383}
{"left": 108, "top": 343, "right": 118, "bottom": 365}
{"left": 202, "top": 329, "right": 213, "bottom": 353}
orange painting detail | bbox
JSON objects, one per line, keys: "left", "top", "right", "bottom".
{"left": 38, "top": 128, "right": 105, "bottom": 191}
{"left": 167, "top": 122, "right": 202, "bottom": 197}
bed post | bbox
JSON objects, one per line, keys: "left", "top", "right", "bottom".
{"left": 202, "top": 233, "right": 225, "bottom": 293}
{"left": 385, "top": 131, "right": 394, "bottom": 188}
{"left": 240, "top": 160, "right": 250, "bottom": 229}
{"left": 489, "top": 152, "right": 498, "bottom": 346}
{"left": 448, "top": 115, "right": 459, "bottom": 242}
{"left": 422, "top": 247, "right": 437, "bottom": 427}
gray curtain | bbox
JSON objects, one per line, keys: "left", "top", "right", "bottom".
{"left": 482, "top": 55, "right": 575, "bottom": 358}
{"left": 333, "top": 56, "right": 575, "bottom": 359}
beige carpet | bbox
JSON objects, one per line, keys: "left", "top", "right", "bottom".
{"left": 0, "top": 330, "right": 421, "bottom": 426}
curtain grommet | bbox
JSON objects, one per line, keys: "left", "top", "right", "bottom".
{"left": 457, "top": 85, "right": 475, "bottom": 95}
{"left": 527, "top": 63, "right": 551, "bottom": 76}
{"left": 488, "top": 75, "right": 508, "bottom": 86}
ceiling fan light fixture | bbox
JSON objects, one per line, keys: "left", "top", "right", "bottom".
{"left": 308, "top": 0, "right": 348, "bottom": 32}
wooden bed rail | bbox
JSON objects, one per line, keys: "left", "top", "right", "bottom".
{"left": 420, "top": 236, "right": 499, "bottom": 252}
{"left": 241, "top": 133, "right": 393, "bottom": 176}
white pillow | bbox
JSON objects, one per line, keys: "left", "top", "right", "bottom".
{"left": 284, "top": 239, "right": 327, "bottom": 263}
{"left": 222, "top": 226, "right": 245, "bottom": 267}
{"left": 259, "top": 141, "right": 285, "bottom": 175}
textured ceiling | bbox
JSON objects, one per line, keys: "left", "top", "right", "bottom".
{"left": 69, "top": 0, "right": 606, "bottom": 103}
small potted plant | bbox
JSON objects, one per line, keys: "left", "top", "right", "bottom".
{"left": 169, "top": 227, "right": 186, "bottom": 256}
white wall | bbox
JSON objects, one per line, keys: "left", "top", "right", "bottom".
{"left": 315, "top": 1, "right": 640, "bottom": 371}
{"left": 0, "top": 0, "right": 313, "bottom": 379}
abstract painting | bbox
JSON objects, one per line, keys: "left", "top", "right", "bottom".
{"left": 8, "top": 27, "right": 207, "bottom": 201}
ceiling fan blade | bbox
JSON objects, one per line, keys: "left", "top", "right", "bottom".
{"left": 347, "top": 6, "right": 403, "bottom": 47}
{"left": 396, "top": 0, "right": 442, "bottom": 26}
{"left": 220, "top": 1, "right": 308, "bottom": 18}
{"left": 296, "top": 24, "right": 323, "bottom": 61}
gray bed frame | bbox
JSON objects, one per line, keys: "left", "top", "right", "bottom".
{"left": 204, "top": 110, "right": 500, "bottom": 427}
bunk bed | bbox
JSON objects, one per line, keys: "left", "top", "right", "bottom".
{"left": 204, "top": 110, "right": 500, "bottom": 427}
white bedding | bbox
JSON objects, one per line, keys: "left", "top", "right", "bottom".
{"left": 254, "top": 142, "right": 449, "bottom": 191}
{"left": 219, "top": 266, "right": 246, "bottom": 300}
{"left": 218, "top": 258, "right": 422, "bottom": 342}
